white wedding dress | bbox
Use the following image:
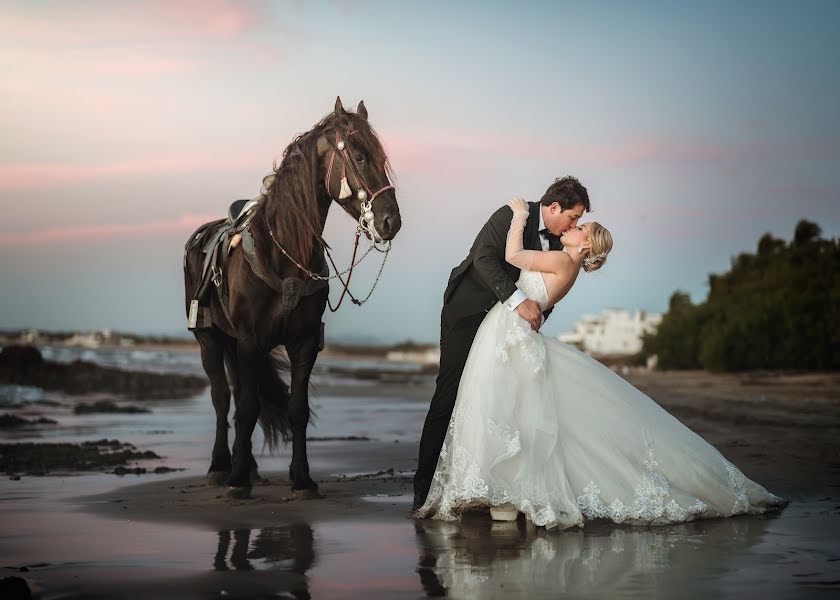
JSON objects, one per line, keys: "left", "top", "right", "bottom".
{"left": 417, "top": 269, "right": 786, "bottom": 529}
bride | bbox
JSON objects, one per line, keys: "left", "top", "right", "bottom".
{"left": 416, "top": 197, "right": 787, "bottom": 529}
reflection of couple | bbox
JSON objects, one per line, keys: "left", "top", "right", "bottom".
{"left": 414, "top": 176, "right": 786, "bottom": 528}
{"left": 414, "top": 510, "right": 777, "bottom": 598}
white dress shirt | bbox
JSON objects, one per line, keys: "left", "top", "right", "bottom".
{"left": 503, "top": 206, "right": 549, "bottom": 311}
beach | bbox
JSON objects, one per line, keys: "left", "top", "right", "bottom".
{"left": 2, "top": 346, "right": 839, "bottom": 598}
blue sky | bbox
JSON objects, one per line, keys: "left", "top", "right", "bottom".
{"left": 1, "top": 1, "right": 838, "bottom": 343}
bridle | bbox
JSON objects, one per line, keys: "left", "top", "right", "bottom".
{"left": 267, "top": 125, "right": 395, "bottom": 311}
{"left": 324, "top": 129, "right": 394, "bottom": 246}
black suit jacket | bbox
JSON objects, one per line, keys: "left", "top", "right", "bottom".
{"left": 442, "top": 201, "right": 561, "bottom": 328}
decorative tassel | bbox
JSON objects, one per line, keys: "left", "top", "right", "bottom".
{"left": 339, "top": 177, "right": 352, "bottom": 200}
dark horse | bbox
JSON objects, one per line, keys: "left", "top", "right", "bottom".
{"left": 183, "top": 98, "right": 401, "bottom": 498}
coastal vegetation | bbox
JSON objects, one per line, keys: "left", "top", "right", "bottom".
{"left": 635, "top": 220, "right": 839, "bottom": 372}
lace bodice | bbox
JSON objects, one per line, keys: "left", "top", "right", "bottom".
{"left": 517, "top": 270, "right": 549, "bottom": 310}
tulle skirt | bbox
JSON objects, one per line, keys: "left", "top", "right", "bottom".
{"left": 418, "top": 296, "right": 786, "bottom": 529}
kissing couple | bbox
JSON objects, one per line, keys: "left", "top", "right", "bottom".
{"left": 413, "top": 176, "right": 786, "bottom": 529}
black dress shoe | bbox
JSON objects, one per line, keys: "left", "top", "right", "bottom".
{"left": 412, "top": 494, "right": 426, "bottom": 512}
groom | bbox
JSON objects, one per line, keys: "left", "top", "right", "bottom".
{"left": 412, "top": 176, "right": 591, "bottom": 511}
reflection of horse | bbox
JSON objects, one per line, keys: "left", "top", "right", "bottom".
{"left": 213, "top": 524, "right": 315, "bottom": 599}
{"left": 184, "top": 98, "right": 401, "bottom": 497}
{"left": 414, "top": 512, "right": 776, "bottom": 597}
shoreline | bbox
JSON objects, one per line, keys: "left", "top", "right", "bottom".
{"left": 4, "top": 371, "right": 840, "bottom": 599}
{"left": 76, "top": 371, "right": 840, "bottom": 531}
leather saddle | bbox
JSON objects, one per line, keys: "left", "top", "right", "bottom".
{"left": 185, "top": 196, "right": 328, "bottom": 331}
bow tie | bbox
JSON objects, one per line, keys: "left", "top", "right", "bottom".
{"left": 539, "top": 228, "right": 558, "bottom": 240}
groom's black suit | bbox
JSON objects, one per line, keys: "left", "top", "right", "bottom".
{"left": 414, "top": 201, "right": 561, "bottom": 507}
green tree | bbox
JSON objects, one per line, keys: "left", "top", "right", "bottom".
{"left": 636, "top": 220, "right": 839, "bottom": 371}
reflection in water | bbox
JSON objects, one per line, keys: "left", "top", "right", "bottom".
{"left": 213, "top": 523, "right": 315, "bottom": 598}
{"left": 415, "top": 513, "right": 778, "bottom": 599}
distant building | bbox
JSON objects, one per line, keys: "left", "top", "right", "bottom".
{"left": 386, "top": 347, "right": 441, "bottom": 365}
{"left": 558, "top": 309, "right": 662, "bottom": 356}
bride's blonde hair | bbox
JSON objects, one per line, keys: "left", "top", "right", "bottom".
{"left": 583, "top": 222, "right": 613, "bottom": 273}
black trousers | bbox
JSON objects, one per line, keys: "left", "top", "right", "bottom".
{"left": 414, "top": 310, "right": 486, "bottom": 502}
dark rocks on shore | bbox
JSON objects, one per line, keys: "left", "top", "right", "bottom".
{"left": 0, "top": 439, "right": 162, "bottom": 475}
{"left": 0, "top": 414, "right": 57, "bottom": 429}
{"left": 0, "top": 345, "right": 207, "bottom": 400}
{"left": 73, "top": 400, "right": 151, "bottom": 415}
{"left": 0, "top": 576, "right": 32, "bottom": 600}
{"left": 324, "top": 364, "right": 438, "bottom": 383}
{"left": 113, "top": 465, "right": 182, "bottom": 476}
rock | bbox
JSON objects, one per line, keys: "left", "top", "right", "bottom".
{"left": 73, "top": 400, "right": 151, "bottom": 414}
{"left": 153, "top": 466, "right": 180, "bottom": 473}
{"left": 0, "top": 576, "right": 32, "bottom": 599}
{"left": 114, "top": 467, "right": 148, "bottom": 476}
{"left": 0, "top": 345, "right": 207, "bottom": 400}
{"left": 0, "top": 414, "right": 57, "bottom": 429}
{"left": 0, "top": 440, "right": 163, "bottom": 475}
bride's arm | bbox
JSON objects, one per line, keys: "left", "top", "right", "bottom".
{"left": 505, "top": 197, "right": 569, "bottom": 275}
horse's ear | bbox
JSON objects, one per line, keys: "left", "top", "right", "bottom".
{"left": 335, "top": 96, "right": 345, "bottom": 115}
{"left": 357, "top": 100, "right": 368, "bottom": 121}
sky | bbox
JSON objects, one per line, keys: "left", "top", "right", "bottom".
{"left": 1, "top": 0, "right": 838, "bottom": 344}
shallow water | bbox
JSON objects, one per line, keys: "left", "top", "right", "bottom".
{"left": 4, "top": 475, "right": 838, "bottom": 599}
{"left": 2, "top": 347, "right": 839, "bottom": 598}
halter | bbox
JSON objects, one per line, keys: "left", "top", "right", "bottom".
{"left": 324, "top": 130, "right": 394, "bottom": 246}
{"left": 267, "top": 125, "right": 395, "bottom": 311}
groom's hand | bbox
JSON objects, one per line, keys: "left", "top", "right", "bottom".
{"left": 516, "top": 299, "right": 542, "bottom": 332}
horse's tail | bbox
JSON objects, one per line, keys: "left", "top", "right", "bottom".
{"left": 257, "top": 352, "right": 293, "bottom": 453}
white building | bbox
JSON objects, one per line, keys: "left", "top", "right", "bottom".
{"left": 386, "top": 347, "right": 441, "bottom": 365}
{"left": 558, "top": 309, "right": 662, "bottom": 356}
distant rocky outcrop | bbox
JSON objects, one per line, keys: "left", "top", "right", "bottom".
{"left": 0, "top": 414, "right": 57, "bottom": 429}
{"left": 73, "top": 400, "right": 151, "bottom": 414}
{"left": 0, "top": 345, "right": 207, "bottom": 399}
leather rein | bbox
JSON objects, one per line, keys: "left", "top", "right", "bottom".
{"left": 268, "top": 127, "right": 394, "bottom": 311}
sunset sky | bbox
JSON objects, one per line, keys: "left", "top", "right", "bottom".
{"left": 1, "top": 0, "right": 838, "bottom": 343}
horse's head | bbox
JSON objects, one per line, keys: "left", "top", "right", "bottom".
{"left": 317, "top": 97, "right": 402, "bottom": 243}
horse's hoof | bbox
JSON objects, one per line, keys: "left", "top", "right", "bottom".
{"left": 206, "top": 471, "right": 230, "bottom": 486}
{"left": 292, "top": 488, "right": 324, "bottom": 500}
{"left": 226, "top": 486, "right": 253, "bottom": 499}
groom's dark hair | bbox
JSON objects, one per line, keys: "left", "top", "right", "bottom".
{"left": 540, "top": 176, "right": 591, "bottom": 212}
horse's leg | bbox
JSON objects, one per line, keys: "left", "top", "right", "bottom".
{"left": 249, "top": 454, "right": 265, "bottom": 484}
{"left": 227, "top": 342, "right": 261, "bottom": 498}
{"left": 287, "top": 336, "right": 321, "bottom": 498}
{"left": 227, "top": 344, "right": 265, "bottom": 484}
{"left": 197, "top": 330, "right": 233, "bottom": 485}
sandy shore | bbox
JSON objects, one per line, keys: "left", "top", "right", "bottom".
{"left": 81, "top": 371, "right": 840, "bottom": 529}
{"left": 2, "top": 370, "right": 837, "bottom": 599}
{"left": 82, "top": 440, "right": 418, "bottom": 530}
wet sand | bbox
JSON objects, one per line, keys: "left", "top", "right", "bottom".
{"left": 4, "top": 371, "right": 840, "bottom": 598}
{"left": 85, "top": 371, "right": 840, "bottom": 526}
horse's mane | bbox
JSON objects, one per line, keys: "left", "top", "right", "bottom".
{"left": 251, "top": 109, "right": 393, "bottom": 269}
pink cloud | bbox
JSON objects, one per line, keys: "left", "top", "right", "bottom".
{"left": 0, "top": 151, "right": 276, "bottom": 191}
{"left": 0, "top": 213, "right": 219, "bottom": 246}
{"left": 0, "top": 1, "right": 285, "bottom": 81}
{"left": 383, "top": 127, "right": 728, "bottom": 175}
{"left": 1, "top": 47, "right": 205, "bottom": 78}
{"left": 0, "top": 78, "right": 175, "bottom": 114}
{"left": 0, "top": 1, "right": 269, "bottom": 45}
{"left": 382, "top": 130, "right": 840, "bottom": 169}
{"left": 383, "top": 127, "right": 839, "bottom": 176}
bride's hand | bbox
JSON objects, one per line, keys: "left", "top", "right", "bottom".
{"left": 508, "top": 196, "right": 529, "bottom": 217}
